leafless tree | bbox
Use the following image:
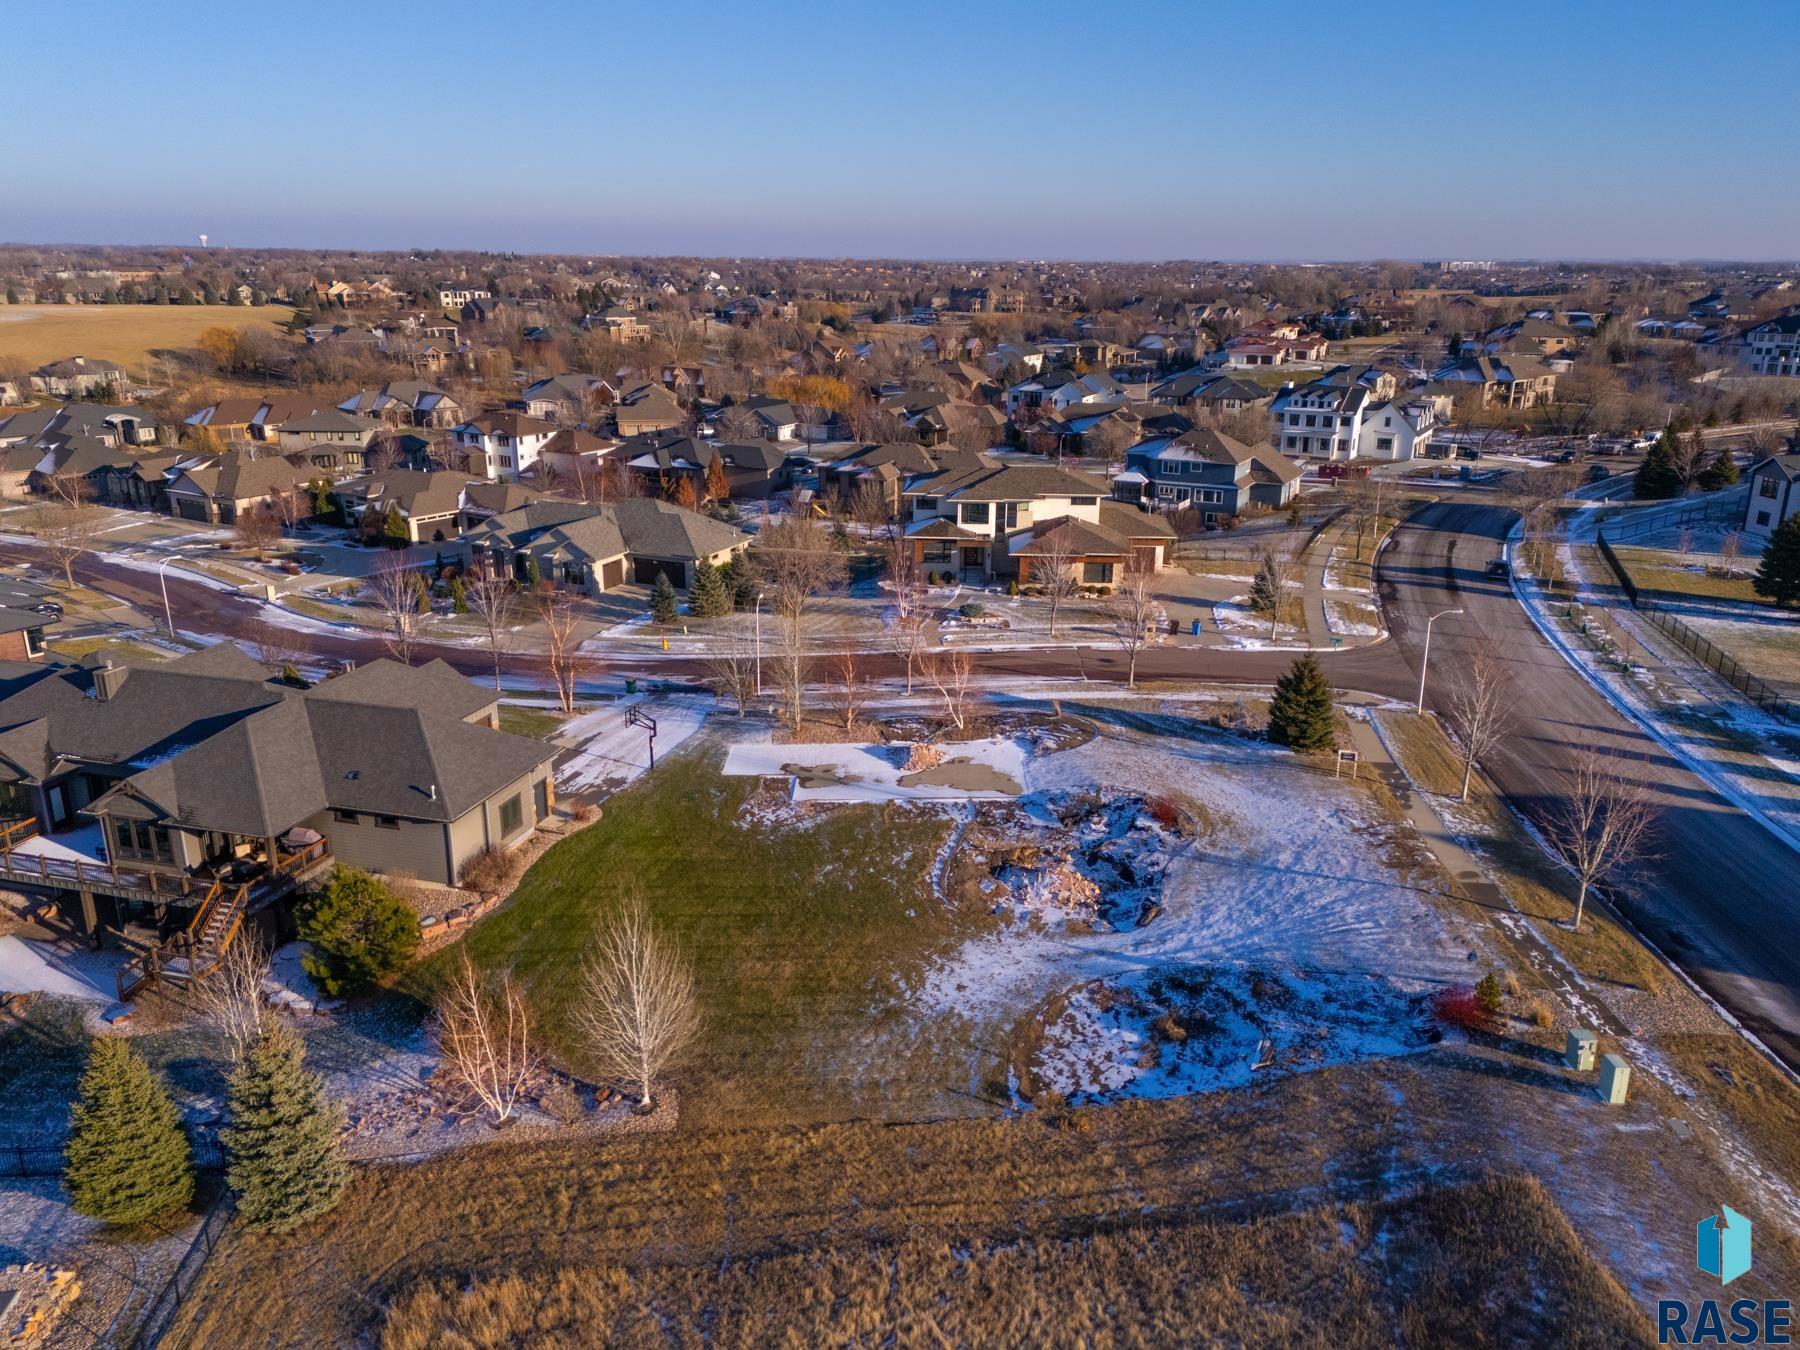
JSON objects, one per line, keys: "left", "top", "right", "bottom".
{"left": 849, "top": 479, "right": 895, "bottom": 542}
{"left": 1444, "top": 643, "right": 1514, "bottom": 802}
{"left": 702, "top": 642, "right": 759, "bottom": 717}
{"left": 715, "top": 404, "right": 760, "bottom": 441}
{"left": 463, "top": 569, "right": 515, "bottom": 692}
{"left": 754, "top": 513, "right": 847, "bottom": 730}
{"left": 532, "top": 582, "right": 584, "bottom": 714}
{"left": 35, "top": 473, "right": 103, "bottom": 587}
{"left": 243, "top": 616, "right": 311, "bottom": 672}
{"left": 234, "top": 504, "right": 283, "bottom": 559}
{"left": 190, "top": 933, "right": 270, "bottom": 1066}
{"left": 365, "top": 552, "right": 428, "bottom": 665}
{"left": 433, "top": 954, "right": 541, "bottom": 1126}
{"left": 924, "top": 645, "right": 975, "bottom": 732}
{"left": 833, "top": 648, "right": 871, "bottom": 732}
{"left": 1108, "top": 560, "right": 1160, "bottom": 689}
{"left": 1542, "top": 750, "right": 1658, "bottom": 931}
{"left": 884, "top": 537, "right": 930, "bottom": 694}
{"left": 1033, "top": 528, "right": 1082, "bottom": 639}
{"left": 1248, "top": 547, "right": 1299, "bottom": 639}
{"left": 574, "top": 888, "right": 699, "bottom": 1111}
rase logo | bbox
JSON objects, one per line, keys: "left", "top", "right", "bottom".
{"left": 1657, "top": 1205, "right": 1790, "bottom": 1345}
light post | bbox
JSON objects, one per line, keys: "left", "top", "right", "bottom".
{"left": 157, "top": 555, "right": 181, "bottom": 637}
{"left": 753, "top": 592, "right": 765, "bottom": 696}
{"left": 1416, "top": 608, "right": 1463, "bottom": 713}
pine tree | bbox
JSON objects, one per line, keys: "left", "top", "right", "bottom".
{"left": 63, "top": 1038, "right": 194, "bottom": 1226}
{"left": 688, "top": 560, "right": 730, "bottom": 619}
{"left": 223, "top": 1025, "right": 347, "bottom": 1231}
{"left": 1248, "top": 553, "right": 1282, "bottom": 618}
{"left": 295, "top": 867, "right": 420, "bottom": 997}
{"left": 383, "top": 505, "right": 411, "bottom": 547}
{"left": 1754, "top": 515, "right": 1800, "bottom": 607}
{"left": 1632, "top": 433, "right": 1683, "bottom": 500}
{"left": 1267, "top": 654, "right": 1338, "bottom": 751}
{"left": 650, "top": 571, "right": 680, "bottom": 624}
{"left": 1704, "top": 447, "right": 1740, "bottom": 490}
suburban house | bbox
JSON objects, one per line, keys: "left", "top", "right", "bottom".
{"left": 619, "top": 435, "right": 791, "bottom": 500}
{"left": 739, "top": 396, "right": 800, "bottom": 443}
{"left": 1428, "top": 354, "right": 1558, "bottom": 409}
{"left": 1271, "top": 369, "right": 1438, "bottom": 461}
{"left": 816, "top": 441, "right": 951, "bottom": 515}
{"left": 1151, "top": 372, "right": 1269, "bottom": 415}
{"left": 521, "top": 373, "right": 617, "bottom": 423}
{"left": 1470, "top": 317, "right": 1582, "bottom": 358}
{"left": 30, "top": 357, "right": 127, "bottom": 398}
{"left": 1011, "top": 506, "right": 1179, "bottom": 591}
{"left": 1004, "top": 369, "right": 1124, "bottom": 417}
{"left": 332, "top": 469, "right": 473, "bottom": 543}
{"left": 163, "top": 450, "right": 315, "bottom": 524}
{"left": 0, "top": 646, "right": 559, "bottom": 962}
{"left": 279, "top": 409, "right": 379, "bottom": 470}
{"left": 1736, "top": 314, "right": 1800, "bottom": 378}
{"left": 451, "top": 410, "right": 559, "bottom": 482}
{"left": 613, "top": 384, "right": 688, "bottom": 437}
{"left": 1216, "top": 322, "right": 1329, "bottom": 369}
{"left": 338, "top": 381, "right": 464, "bottom": 429}
{"left": 437, "top": 285, "right": 491, "bottom": 309}
{"left": 1112, "top": 427, "right": 1303, "bottom": 523}
{"left": 0, "top": 403, "right": 161, "bottom": 451}
{"left": 0, "top": 607, "right": 50, "bottom": 662}
{"left": 900, "top": 457, "right": 1172, "bottom": 582}
{"left": 1743, "top": 450, "right": 1800, "bottom": 539}
{"left": 460, "top": 497, "right": 750, "bottom": 592}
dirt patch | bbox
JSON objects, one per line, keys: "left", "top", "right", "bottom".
{"left": 898, "top": 759, "right": 1023, "bottom": 795}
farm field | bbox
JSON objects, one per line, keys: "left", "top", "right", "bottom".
{"left": 0, "top": 303, "right": 294, "bottom": 371}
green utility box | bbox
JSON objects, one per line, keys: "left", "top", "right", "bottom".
{"left": 1598, "top": 1054, "right": 1631, "bottom": 1105}
{"left": 1565, "top": 1028, "right": 1597, "bottom": 1072}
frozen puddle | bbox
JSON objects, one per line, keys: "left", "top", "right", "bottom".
{"left": 723, "top": 737, "right": 1025, "bottom": 801}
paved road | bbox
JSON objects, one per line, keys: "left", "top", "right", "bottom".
{"left": 1380, "top": 500, "right": 1800, "bottom": 1067}
{"left": 10, "top": 526, "right": 1796, "bottom": 1065}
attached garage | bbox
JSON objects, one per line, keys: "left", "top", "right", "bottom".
{"left": 600, "top": 557, "right": 627, "bottom": 589}
{"left": 632, "top": 557, "right": 687, "bottom": 588}
{"left": 171, "top": 495, "right": 211, "bottom": 522}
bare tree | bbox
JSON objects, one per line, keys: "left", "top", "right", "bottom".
{"left": 365, "top": 552, "right": 428, "bottom": 665}
{"left": 754, "top": 513, "right": 847, "bottom": 731}
{"left": 35, "top": 474, "right": 102, "bottom": 587}
{"left": 1247, "top": 547, "right": 1299, "bottom": 639}
{"left": 244, "top": 616, "right": 311, "bottom": 673}
{"left": 849, "top": 479, "right": 895, "bottom": 542}
{"left": 833, "top": 648, "right": 871, "bottom": 732}
{"left": 463, "top": 569, "right": 515, "bottom": 692}
{"left": 924, "top": 645, "right": 975, "bottom": 732}
{"left": 1542, "top": 750, "right": 1658, "bottom": 931}
{"left": 574, "top": 889, "right": 699, "bottom": 1111}
{"left": 532, "top": 582, "right": 584, "bottom": 714}
{"left": 1444, "top": 643, "right": 1514, "bottom": 802}
{"left": 234, "top": 503, "right": 283, "bottom": 560}
{"left": 884, "top": 536, "right": 930, "bottom": 694}
{"left": 1033, "top": 528, "right": 1081, "bottom": 639}
{"left": 702, "top": 642, "right": 759, "bottom": 717}
{"left": 189, "top": 934, "right": 270, "bottom": 1066}
{"left": 1108, "top": 560, "right": 1161, "bottom": 689}
{"left": 433, "top": 954, "right": 541, "bottom": 1126}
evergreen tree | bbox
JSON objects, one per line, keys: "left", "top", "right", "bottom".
{"left": 720, "top": 554, "right": 757, "bottom": 611}
{"left": 688, "top": 560, "right": 730, "bottom": 619}
{"left": 1754, "top": 515, "right": 1800, "bottom": 607}
{"left": 1632, "top": 433, "right": 1683, "bottom": 500}
{"left": 295, "top": 867, "right": 420, "bottom": 997}
{"left": 63, "top": 1038, "right": 194, "bottom": 1226}
{"left": 1697, "top": 447, "right": 1740, "bottom": 492}
{"left": 448, "top": 576, "right": 467, "bottom": 614}
{"left": 649, "top": 571, "right": 680, "bottom": 624}
{"left": 383, "top": 505, "right": 411, "bottom": 548}
{"left": 1247, "top": 553, "right": 1282, "bottom": 618}
{"left": 523, "top": 557, "right": 541, "bottom": 587}
{"left": 1266, "top": 654, "right": 1338, "bottom": 751}
{"left": 223, "top": 1025, "right": 348, "bottom": 1231}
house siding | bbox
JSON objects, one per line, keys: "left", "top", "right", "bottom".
{"left": 304, "top": 808, "right": 457, "bottom": 885}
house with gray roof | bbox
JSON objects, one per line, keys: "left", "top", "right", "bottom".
{"left": 165, "top": 449, "right": 315, "bottom": 524}
{"left": 0, "top": 646, "right": 558, "bottom": 973}
{"left": 460, "top": 496, "right": 750, "bottom": 591}
{"left": 1113, "top": 426, "right": 1303, "bottom": 523}
{"left": 30, "top": 356, "right": 127, "bottom": 399}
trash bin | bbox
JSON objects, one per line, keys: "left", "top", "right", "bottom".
{"left": 1190, "top": 619, "right": 1202, "bottom": 636}
{"left": 625, "top": 677, "right": 637, "bottom": 695}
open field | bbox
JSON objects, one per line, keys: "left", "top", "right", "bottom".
{"left": 381, "top": 1172, "right": 1642, "bottom": 1348}
{"left": 0, "top": 304, "right": 294, "bottom": 372}
{"left": 1612, "top": 545, "right": 1763, "bottom": 605}
{"left": 1683, "top": 613, "right": 1800, "bottom": 690}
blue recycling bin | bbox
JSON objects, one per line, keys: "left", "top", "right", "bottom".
{"left": 1190, "top": 619, "right": 1202, "bottom": 636}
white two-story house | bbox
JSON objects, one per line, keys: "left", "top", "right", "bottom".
{"left": 1272, "top": 369, "right": 1437, "bottom": 461}
{"left": 451, "top": 410, "right": 559, "bottom": 482}
{"left": 1737, "top": 314, "right": 1800, "bottom": 378}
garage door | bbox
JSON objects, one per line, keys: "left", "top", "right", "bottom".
{"left": 601, "top": 558, "right": 626, "bottom": 590}
{"left": 174, "top": 497, "right": 209, "bottom": 522}
{"left": 632, "top": 558, "right": 686, "bottom": 588}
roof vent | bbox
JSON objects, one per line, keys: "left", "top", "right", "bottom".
{"left": 427, "top": 784, "right": 438, "bottom": 800}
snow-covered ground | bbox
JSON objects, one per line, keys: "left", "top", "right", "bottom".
{"left": 0, "top": 936, "right": 114, "bottom": 1002}
{"left": 1211, "top": 594, "right": 1307, "bottom": 649}
{"left": 723, "top": 736, "right": 1026, "bottom": 802}
{"left": 556, "top": 694, "right": 712, "bottom": 794}
{"left": 914, "top": 726, "right": 1482, "bottom": 1102}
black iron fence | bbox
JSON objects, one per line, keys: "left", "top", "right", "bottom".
{"left": 129, "top": 1192, "right": 232, "bottom": 1350}
{"left": 1595, "top": 529, "right": 1796, "bottom": 723}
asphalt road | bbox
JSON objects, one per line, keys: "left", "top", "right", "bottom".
{"left": 1380, "top": 501, "right": 1800, "bottom": 1067}
{"left": 8, "top": 525, "right": 1796, "bottom": 1066}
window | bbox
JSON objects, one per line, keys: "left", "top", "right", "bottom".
{"left": 1002, "top": 502, "right": 1018, "bottom": 530}
{"left": 915, "top": 496, "right": 936, "bottom": 511}
{"left": 498, "top": 794, "right": 524, "bottom": 836}
{"left": 961, "top": 502, "right": 990, "bottom": 526}
{"left": 332, "top": 809, "right": 359, "bottom": 824}
{"left": 1376, "top": 437, "right": 1394, "bottom": 454}
{"left": 1071, "top": 495, "right": 1097, "bottom": 506}
{"left": 1760, "top": 477, "right": 1780, "bottom": 499}
{"left": 1082, "top": 562, "right": 1115, "bottom": 584}
{"left": 1285, "top": 436, "right": 1298, "bottom": 450}
{"left": 113, "top": 819, "right": 133, "bottom": 853}
{"left": 1757, "top": 511, "right": 1771, "bottom": 526}
{"left": 375, "top": 815, "right": 400, "bottom": 830}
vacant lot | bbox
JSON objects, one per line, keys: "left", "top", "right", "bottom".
{"left": 382, "top": 1173, "right": 1643, "bottom": 1349}
{"left": 1611, "top": 545, "right": 1762, "bottom": 605}
{"left": 0, "top": 304, "right": 293, "bottom": 371}
{"left": 1683, "top": 613, "right": 1800, "bottom": 691}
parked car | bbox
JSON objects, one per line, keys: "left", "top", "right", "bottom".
{"left": 1586, "top": 465, "right": 1612, "bottom": 483}
{"left": 1486, "top": 559, "right": 1511, "bottom": 579}
{"left": 1456, "top": 446, "right": 1483, "bottom": 461}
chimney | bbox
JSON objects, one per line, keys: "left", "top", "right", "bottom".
{"left": 92, "top": 661, "right": 127, "bottom": 701}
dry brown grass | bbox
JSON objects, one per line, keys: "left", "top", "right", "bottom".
{"left": 1655, "top": 1032, "right": 1800, "bottom": 1181}
{"left": 0, "top": 304, "right": 295, "bottom": 372}
{"left": 379, "top": 1173, "right": 1643, "bottom": 1349}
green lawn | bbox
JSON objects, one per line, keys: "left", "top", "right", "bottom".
{"left": 438, "top": 745, "right": 972, "bottom": 1126}
{"left": 1612, "top": 547, "right": 1762, "bottom": 605}
{"left": 497, "top": 704, "right": 573, "bottom": 740}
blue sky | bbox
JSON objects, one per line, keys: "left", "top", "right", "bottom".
{"left": 6, "top": 0, "right": 1796, "bottom": 259}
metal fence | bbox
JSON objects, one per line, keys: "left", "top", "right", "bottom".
{"left": 1600, "top": 485, "right": 1749, "bottom": 542}
{"left": 0, "top": 1139, "right": 225, "bottom": 1179}
{"left": 1594, "top": 529, "right": 1796, "bottom": 723}
{"left": 129, "top": 1192, "right": 232, "bottom": 1350}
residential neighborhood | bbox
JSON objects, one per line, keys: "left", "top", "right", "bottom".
{"left": 0, "top": 5, "right": 1796, "bottom": 1347}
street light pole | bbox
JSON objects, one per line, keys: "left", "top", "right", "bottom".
{"left": 753, "top": 592, "right": 765, "bottom": 696}
{"left": 157, "top": 556, "right": 179, "bottom": 637}
{"left": 1416, "top": 607, "right": 1463, "bottom": 713}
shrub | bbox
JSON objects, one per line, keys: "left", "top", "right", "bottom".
{"left": 1526, "top": 998, "right": 1555, "bottom": 1029}
{"left": 1501, "top": 970, "right": 1521, "bottom": 999}
{"left": 567, "top": 801, "right": 597, "bottom": 824}
{"left": 958, "top": 602, "right": 987, "bottom": 620}
{"left": 296, "top": 867, "right": 421, "bottom": 997}
{"left": 1475, "top": 972, "right": 1504, "bottom": 1016}
{"left": 458, "top": 845, "right": 520, "bottom": 895}
{"left": 1431, "top": 985, "right": 1498, "bottom": 1034}
{"left": 538, "top": 1076, "right": 584, "bottom": 1125}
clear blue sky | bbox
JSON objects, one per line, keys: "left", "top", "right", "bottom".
{"left": 7, "top": 0, "right": 1796, "bottom": 260}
